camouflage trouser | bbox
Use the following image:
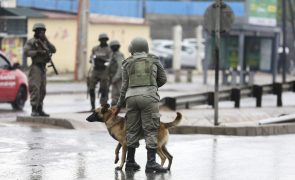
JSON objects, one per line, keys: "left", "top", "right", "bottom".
{"left": 110, "top": 80, "right": 122, "bottom": 106}
{"left": 125, "top": 96, "right": 160, "bottom": 149}
{"left": 88, "top": 69, "right": 109, "bottom": 105}
{"left": 28, "top": 64, "right": 46, "bottom": 106}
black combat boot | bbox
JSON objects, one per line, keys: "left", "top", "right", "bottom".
{"left": 125, "top": 147, "right": 141, "bottom": 171}
{"left": 90, "top": 89, "right": 95, "bottom": 111}
{"left": 145, "top": 148, "right": 167, "bottom": 173}
{"left": 31, "top": 105, "right": 40, "bottom": 116}
{"left": 38, "top": 105, "right": 50, "bottom": 117}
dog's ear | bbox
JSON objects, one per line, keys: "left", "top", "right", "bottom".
{"left": 101, "top": 104, "right": 110, "bottom": 114}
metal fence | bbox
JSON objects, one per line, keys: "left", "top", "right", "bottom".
{"left": 161, "top": 81, "right": 295, "bottom": 110}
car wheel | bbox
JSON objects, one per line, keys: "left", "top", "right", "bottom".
{"left": 11, "top": 86, "right": 27, "bottom": 110}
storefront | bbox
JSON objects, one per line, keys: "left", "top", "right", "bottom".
{"left": 205, "top": 24, "right": 280, "bottom": 85}
{"left": 0, "top": 7, "right": 45, "bottom": 66}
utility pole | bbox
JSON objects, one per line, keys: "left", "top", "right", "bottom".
{"left": 288, "top": 0, "right": 295, "bottom": 47}
{"left": 142, "top": 0, "right": 146, "bottom": 20}
{"left": 204, "top": 0, "right": 234, "bottom": 126}
{"left": 282, "top": 0, "right": 287, "bottom": 83}
{"left": 213, "top": 0, "right": 221, "bottom": 126}
{"left": 75, "top": 0, "right": 89, "bottom": 80}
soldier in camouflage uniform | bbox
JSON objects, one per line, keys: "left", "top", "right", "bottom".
{"left": 88, "top": 33, "right": 112, "bottom": 111}
{"left": 112, "top": 37, "right": 167, "bottom": 173}
{"left": 108, "top": 40, "right": 124, "bottom": 106}
{"left": 24, "top": 23, "right": 56, "bottom": 117}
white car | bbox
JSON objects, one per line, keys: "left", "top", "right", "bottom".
{"left": 183, "top": 38, "right": 205, "bottom": 58}
{"left": 150, "top": 39, "right": 204, "bottom": 69}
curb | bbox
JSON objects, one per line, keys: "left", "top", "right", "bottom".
{"left": 16, "top": 116, "right": 295, "bottom": 136}
{"left": 16, "top": 116, "right": 75, "bottom": 129}
{"left": 169, "top": 123, "right": 295, "bottom": 136}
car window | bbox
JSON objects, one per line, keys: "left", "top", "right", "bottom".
{"left": 181, "top": 46, "right": 187, "bottom": 51}
{"left": 164, "top": 45, "right": 172, "bottom": 49}
{"left": 0, "top": 55, "right": 10, "bottom": 69}
{"left": 184, "top": 46, "right": 194, "bottom": 54}
{"left": 152, "top": 42, "right": 161, "bottom": 48}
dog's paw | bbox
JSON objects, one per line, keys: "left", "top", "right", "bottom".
{"left": 114, "top": 157, "right": 119, "bottom": 164}
{"left": 115, "top": 166, "right": 122, "bottom": 170}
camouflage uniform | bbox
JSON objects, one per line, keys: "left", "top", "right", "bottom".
{"left": 108, "top": 40, "right": 124, "bottom": 106}
{"left": 24, "top": 23, "right": 56, "bottom": 117}
{"left": 88, "top": 33, "right": 112, "bottom": 110}
{"left": 116, "top": 37, "right": 167, "bottom": 172}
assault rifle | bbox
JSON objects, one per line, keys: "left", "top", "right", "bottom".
{"left": 35, "top": 39, "right": 58, "bottom": 75}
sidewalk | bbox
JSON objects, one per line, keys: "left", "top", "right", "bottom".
{"left": 17, "top": 71, "right": 295, "bottom": 136}
{"left": 46, "top": 71, "right": 295, "bottom": 95}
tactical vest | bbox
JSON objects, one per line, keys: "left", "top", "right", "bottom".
{"left": 31, "top": 39, "right": 51, "bottom": 65}
{"left": 128, "top": 57, "right": 157, "bottom": 87}
{"left": 93, "top": 47, "right": 110, "bottom": 70}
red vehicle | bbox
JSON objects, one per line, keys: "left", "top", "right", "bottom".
{"left": 0, "top": 52, "right": 28, "bottom": 110}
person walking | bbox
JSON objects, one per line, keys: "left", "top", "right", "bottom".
{"left": 108, "top": 40, "right": 124, "bottom": 106}
{"left": 24, "top": 23, "right": 56, "bottom": 117}
{"left": 112, "top": 37, "right": 168, "bottom": 173}
{"left": 88, "top": 33, "right": 112, "bottom": 111}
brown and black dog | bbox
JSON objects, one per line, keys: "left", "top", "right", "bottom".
{"left": 86, "top": 104, "right": 182, "bottom": 170}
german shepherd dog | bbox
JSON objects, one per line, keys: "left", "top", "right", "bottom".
{"left": 86, "top": 104, "right": 182, "bottom": 170}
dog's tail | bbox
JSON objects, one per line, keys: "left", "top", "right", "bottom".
{"left": 163, "top": 112, "right": 182, "bottom": 129}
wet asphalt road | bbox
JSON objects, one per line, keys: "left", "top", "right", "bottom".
{"left": 1, "top": 124, "right": 295, "bottom": 180}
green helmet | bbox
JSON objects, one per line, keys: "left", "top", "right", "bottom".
{"left": 98, "top": 33, "right": 109, "bottom": 41}
{"left": 110, "top": 40, "right": 120, "bottom": 47}
{"left": 129, "top": 37, "right": 149, "bottom": 53}
{"left": 32, "top": 23, "right": 46, "bottom": 31}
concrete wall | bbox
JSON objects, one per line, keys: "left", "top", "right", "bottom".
{"left": 27, "top": 17, "right": 150, "bottom": 74}
{"left": 87, "top": 23, "right": 150, "bottom": 70}
{"left": 27, "top": 18, "right": 77, "bottom": 73}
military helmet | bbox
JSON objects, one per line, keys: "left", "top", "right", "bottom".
{"left": 110, "top": 40, "right": 120, "bottom": 47}
{"left": 98, "top": 33, "right": 109, "bottom": 41}
{"left": 129, "top": 37, "right": 149, "bottom": 53}
{"left": 32, "top": 23, "right": 46, "bottom": 31}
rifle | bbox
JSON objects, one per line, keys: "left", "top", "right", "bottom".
{"left": 35, "top": 39, "right": 59, "bottom": 75}
{"left": 48, "top": 56, "right": 59, "bottom": 75}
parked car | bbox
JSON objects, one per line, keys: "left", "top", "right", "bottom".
{"left": 183, "top": 38, "right": 205, "bottom": 53}
{"left": 0, "top": 51, "right": 28, "bottom": 110}
{"left": 150, "top": 39, "right": 204, "bottom": 69}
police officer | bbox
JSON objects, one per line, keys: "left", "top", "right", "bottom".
{"left": 24, "top": 23, "right": 56, "bottom": 117}
{"left": 112, "top": 37, "right": 167, "bottom": 173}
{"left": 108, "top": 40, "right": 124, "bottom": 106}
{"left": 88, "top": 33, "right": 112, "bottom": 110}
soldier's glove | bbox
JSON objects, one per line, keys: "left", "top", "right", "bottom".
{"left": 111, "top": 106, "right": 121, "bottom": 116}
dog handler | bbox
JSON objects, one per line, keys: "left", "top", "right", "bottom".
{"left": 112, "top": 37, "right": 167, "bottom": 173}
